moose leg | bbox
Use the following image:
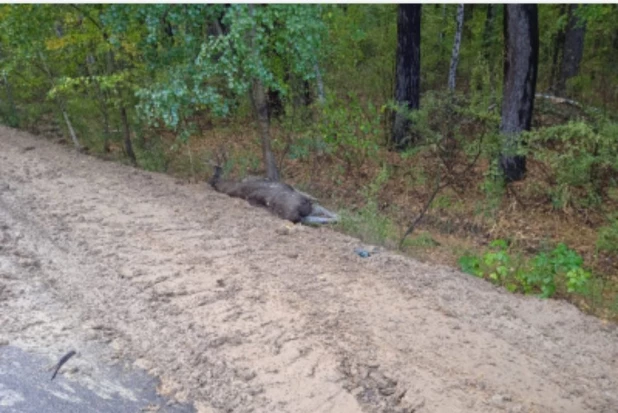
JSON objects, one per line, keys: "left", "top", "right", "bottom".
{"left": 301, "top": 216, "right": 339, "bottom": 225}
{"left": 310, "top": 204, "right": 339, "bottom": 220}
{"left": 301, "top": 204, "right": 339, "bottom": 225}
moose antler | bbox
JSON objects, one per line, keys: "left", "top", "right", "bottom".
{"left": 205, "top": 147, "right": 230, "bottom": 187}
{"left": 205, "top": 146, "right": 228, "bottom": 167}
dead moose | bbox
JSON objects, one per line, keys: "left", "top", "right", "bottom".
{"left": 207, "top": 159, "right": 338, "bottom": 225}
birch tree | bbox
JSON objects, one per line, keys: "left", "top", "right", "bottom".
{"left": 448, "top": 4, "right": 464, "bottom": 92}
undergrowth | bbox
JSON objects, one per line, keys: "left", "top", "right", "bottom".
{"left": 337, "top": 165, "right": 398, "bottom": 246}
{"left": 458, "top": 240, "right": 591, "bottom": 299}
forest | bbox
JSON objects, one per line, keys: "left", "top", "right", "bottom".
{"left": 0, "top": 4, "right": 616, "bottom": 319}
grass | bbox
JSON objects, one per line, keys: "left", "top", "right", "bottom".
{"left": 337, "top": 204, "right": 398, "bottom": 248}
{"left": 402, "top": 232, "right": 441, "bottom": 249}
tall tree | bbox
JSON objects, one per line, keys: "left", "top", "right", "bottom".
{"left": 549, "top": 5, "right": 568, "bottom": 93}
{"left": 0, "top": 5, "right": 86, "bottom": 150}
{"left": 136, "top": 5, "right": 324, "bottom": 181}
{"left": 64, "top": 5, "right": 142, "bottom": 163}
{"left": 39, "top": 24, "right": 84, "bottom": 151}
{"left": 448, "top": 4, "right": 464, "bottom": 91}
{"left": 557, "top": 5, "right": 586, "bottom": 96}
{"left": 499, "top": 5, "right": 539, "bottom": 182}
{"left": 392, "top": 4, "right": 421, "bottom": 150}
{"left": 248, "top": 5, "right": 279, "bottom": 181}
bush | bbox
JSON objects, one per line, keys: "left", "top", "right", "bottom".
{"left": 338, "top": 165, "right": 396, "bottom": 245}
{"left": 597, "top": 218, "right": 618, "bottom": 254}
{"left": 526, "top": 120, "right": 618, "bottom": 210}
{"left": 459, "top": 240, "right": 591, "bottom": 298}
{"left": 316, "top": 94, "right": 382, "bottom": 173}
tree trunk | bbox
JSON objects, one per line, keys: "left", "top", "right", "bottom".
{"left": 104, "top": 44, "right": 139, "bottom": 163}
{"left": 86, "top": 54, "right": 111, "bottom": 153}
{"left": 499, "top": 5, "right": 539, "bottom": 182}
{"left": 251, "top": 80, "right": 280, "bottom": 182}
{"left": 392, "top": 4, "right": 421, "bottom": 150}
{"left": 549, "top": 5, "right": 567, "bottom": 93}
{"left": 100, "top": 91, "right": 112, "bottom": 153}
{"left": 482, "top": 5, "right": 497, "bottom": 105}
{"left": 248, "top": 4, "right": 280, "bottom": 181}
{"left": 292, "top": 78, "right": 313, "bottom": 112}
{"left": 448, "top": 4, "right": 464, "bottom": 92}
{"left": 464, "top": 4, "right": 474, "bottom": 23}
{"left": 557, "top": 5, "right": 586, "bottom": 96}
{"left": 62, "top": 110, "right": 82, "bottom": 151}
{"left": 38, "top": 50, "right": 83, "bottom": 151}
{"left": 462, "top": 3, "right": 475, "bottom": 39}
{"left": 267, "top": 88, "right": 284, "bottom": 121}
{"left": 120, "top": 106, "right": 137, "bottom": 165}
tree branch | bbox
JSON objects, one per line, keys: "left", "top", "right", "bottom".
{"left": 399, "top": 130, "right": 485, "bottom": 249}
{"left": 69, "top": 4, "right": 104, "bottom": 32}
{"left": 399, "top": 176, "right": 446, "bottom": 249}
{"left": 535, "top": 93, "right": 582, "bottom": 108}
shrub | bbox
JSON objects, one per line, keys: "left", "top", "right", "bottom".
{"left": 314, "top": 93, "right": 382, "bottom": 174}
{"left": 597, "top": 218, "right": 618, "bottom": 254}
{"left": 526, "top": 120, "right": 618, "bottom": 210}
{"left": 459, "top": 240, "right": 591, "bottom": 298}
{"left": 338, "top": 165, "right": 396, "bottom": 246}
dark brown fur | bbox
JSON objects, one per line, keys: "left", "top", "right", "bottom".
{"left": 209, "top": 167, "right": 313, "bottom": 223}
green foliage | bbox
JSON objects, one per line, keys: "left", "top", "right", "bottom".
{"left": 338, "top": 165, "right": 396, "bottom": 246}
{"left": 339, "top": 206, "right": 396, "bottom": 247}
{"left": 362, "top": 164, "right": 390, "bottom": 201}
{"left": 394, "top": 90, "right": 505, "bottom": 219}
{"left": 458, "top": 254, "right": 483, "bottom": 277}
{"left": 316, "top": 93, "right": 382, "bottom": 170}
{"left": 135, "top": 137, "right": 168, "bottom": 173}
{"left": 574, "top": 5, "right": 618, "bottom": 107}
{"left": 137, "top": 4, "right": 325, "bottom": 131}
{"left": 529, "top": 243, "right": 591, "bottom": 297}
{"left": 597, "top": 218, "right": 618, "bottom": 254}
{"left": 287, "top": 135, "right": 325, "bottom": 161}
{"left": 402, "top": 232, "right": 440, "bottom": 248}
{"left": 323, "top": 5, "right": 396, "bottom": 102}
{"left": 459, "top": 240, "right": 591, "bottom": 298}
{"left": 221, "top": 150, "right": 261, "bottom": 179}
{"left": 479, "top": 162, "right": 506, "bottom": 217}
{"left": 526, "top": 120, "right": 618, "bottom": 210}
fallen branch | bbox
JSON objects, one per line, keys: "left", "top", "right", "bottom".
{"left": 535, "top": 93, "right": 582, "bottom": 108}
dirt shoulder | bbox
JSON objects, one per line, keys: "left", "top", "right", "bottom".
{"left": 0, "top": 126, "right": 617, "bottom": 413}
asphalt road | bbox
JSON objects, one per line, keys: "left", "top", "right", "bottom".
{"left": 0, "top": 345, "right": 194, "bottom": 413}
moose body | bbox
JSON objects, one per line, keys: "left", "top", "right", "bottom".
{"left": 209, "top": 166, "right": 337, "bottom": 224}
